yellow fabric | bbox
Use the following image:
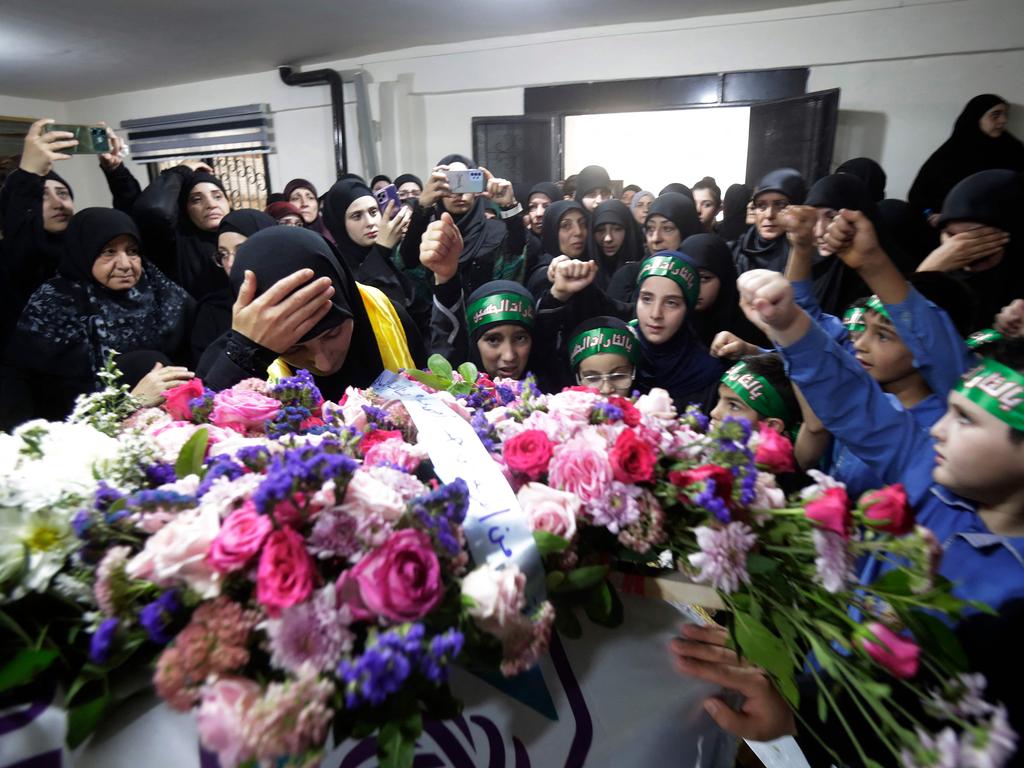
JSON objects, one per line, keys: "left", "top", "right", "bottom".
{"left": 266, "top": 282, "right": 414, "bottom": 381}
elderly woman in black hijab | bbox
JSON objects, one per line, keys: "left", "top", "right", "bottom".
{"left": 1, "top": 208, "right": 194, "bottom": 428}
{"left": 909, "top": 95, "right": 1024, "bottom": 224}
{"left": 732, "top": 167, "right": 807, "bottom": 275}
{"left": 525, "top": 199, "right": 589, "bottom": 298}
{"left": 283, "top": 178, "right": 335, "bottom": 245}
{"left": 197, "top": 226, "right": 425, "bottom": 395}
{"left": 190, "top": 210, "right": 277, "bottom": 365}
{"left": 397, "top": 154, "right": 523, "bottom": 295}
{"left": 133, "top": 161, "right": 232, "bottom": 299}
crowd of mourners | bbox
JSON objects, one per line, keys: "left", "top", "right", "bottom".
{"left": 1, "top": 92, "right": 1023, "bottom": 765}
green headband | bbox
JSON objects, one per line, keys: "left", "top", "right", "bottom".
{"left": 966, "top": 329, "right": 1004, "bottom": 349}
{"left": 636, "top": 253, "right": 700, "bottom": 309}
{"left": 569, "top": 327, "right": 639, "bottom": 368}
{"left": 722, "top": 360, "right": 795, "bottom": 426}
{"left": 865, "top": 295, "right": 891, "bottom": 321}
{"left": 954, "top": 358, "right": 1024, "bottom": 431}
{"left": 843, "top": 306, "right": 867, "bottom": 333}
{"left": 467, "top": 292, "right": 535, "bottom": 336}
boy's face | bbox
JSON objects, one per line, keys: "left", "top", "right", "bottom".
{"left": 853, "top": 311, "right": 916, "bottom": 386}
{"left": 710, "top": 384, "right": 761, "bottom": 430}
{"left": 931, "top": 391, "right": 1024, "bottom": 505}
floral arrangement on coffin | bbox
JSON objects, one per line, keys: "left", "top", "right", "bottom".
{"left": 0, "top": 353, "right": 1015, "bottom": 768}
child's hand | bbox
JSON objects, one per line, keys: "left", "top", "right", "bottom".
{"left": 737, "top": 270, "right": 801, "bottom": 333}
{"left": 822, "top": 209, "right": 883, "bottom": 267}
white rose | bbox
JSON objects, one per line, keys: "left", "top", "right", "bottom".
{"left": 461, "top": 563, "right": 526, "bottom": 638}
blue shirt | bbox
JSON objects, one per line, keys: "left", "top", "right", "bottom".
{"left": 782, "top": 319, "right": 1024, "bottom": 615}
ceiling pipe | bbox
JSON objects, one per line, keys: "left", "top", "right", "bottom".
{"left": 278, "top": 65, "right": 347, "bottom": 178}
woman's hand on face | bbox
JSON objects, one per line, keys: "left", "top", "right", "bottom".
{"left": 231, "top": 268, "right": 334, "bottom": 353}
{"left": 130, "top": 362, "right": 194, "bottom": 407}
{"left": 180, "top": 159, "right": 214, "bottom": 174}
{"left": 994, "top": 298, "right": 1024, "bottom": 337}
{"left": 916, "top": 226, "right": 1008, "bottom": 273}
{"left": 375, "top": 201, "right": 412, "bottom": 250}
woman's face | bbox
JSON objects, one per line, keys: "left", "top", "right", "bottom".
{"left": 282, "top": 319, "right": 354, "bottom": 377}
{"left": 216, "top": 231, "right": 247, "bottom": 276}
{"left": 186, "top": 183, "right": 230, "bottom": 231}
{"left": 277, "top": 213, "right": 305, "bottom": 227}
{"left": 692, "top": 189, "right": 721, "bottom": 231}
{"left": 42, "top": 179, "right": 73, "bottom": 234}
{"left": 397, "top": 181, "right": 422, "bottom": 201}
{"left": 576, "top": 352, "right": 635, "bottom": 396}
{"left": 476, "top": 324, "right": 532, "bottom": 380}
{"left": 632, "top": 194, "right": 653, "bottom": 226}
{"left": 558, "top": 209, "right": 588, "bottom": 258}
{"left": 345, "top": 196, "right": 382, "bottom": 247}
{"left": 636, "top": 276, "right": 686, "bottom": 344}
{"left": 941, "top": 221, "right": 1008, "bottom": 272}
{"left": 696, "top": 268, "right": 721, "bottom": 311}
{"left": 289, "top": 188, "right": 319, "bottom": 224}
{"left": 528, "top": 193, "right": 552, "bottom": 234}
{"left": 596, "top": 223, "right": 626, "bottom": 259}
{"left": 645, "top": 214, "right": 681, "bottom": 252}
{"left": 92, "top": 234, "right": 142, "bottom": 290}
{"left": 979, "top": 103, "right": 1009, "bottom": 139}
{"left": 753, "top": 192, "right": 789, "bottom": 241}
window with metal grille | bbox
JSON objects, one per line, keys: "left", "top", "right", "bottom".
{"left": 147, "top": 153, "right": 271, "bottom": 210}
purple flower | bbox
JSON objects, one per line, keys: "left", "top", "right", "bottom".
{"left": 72, "top": 509, "right": 93, "bottom": 539}
{"left": 266, "top": 586, "right": 354, "bottom": 673}
{"left": 812, "top": 530, "right": 852, "bottom": 594}
{"left": 421, "top": 629, "right": 464, "bottom": 683}
{"left": 589, "top": 481, "right": 643, "bottom": 533}
{"left": 89, "top": 618, "right": 120, "bottom": 664}
{"left": 93, "top": 482, "right": 123, "bottom": 512}
{"left": 139, "top": 590, "right": 182, "bottom": 645}
{"left": 590, "top": 402, "right": 624, "bottom": 424}
{"left": 410, "top": 479, "right": 469, "bottom": 557}
{"left": 337, "top": 624, "right": 426, "bottom": 708}
{"left": 695, "top": 480, "right": 731, "bottom": 524}
{"left": 683, "top": 404, "right": 710, "bottom": 432}
{"left": 125, "top": 488, "right": 195, "bottom": 512}
{"left": 960, "top": 705, "right": 1018, "bottom": 767}
{"left": 235, "top": 445, "right": 272, "bottom": 471}
{"left": 196, "top": 455, "right": 244, "bottom": 498}
{"left": 252, "top": 441, "right": 357, "bottom": 514}
{"left": 144, "top": 462, "right": 178, "bottom": 488}
{"left": 688, "top": 522, "right": 758, "bottom": 593}
{"left": 270, "top": 369, "right": 323, "bottom": 410}
{"left": 901, "top": 727, "right": 960, "bottom": 768}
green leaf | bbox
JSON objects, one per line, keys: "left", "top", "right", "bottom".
{"left": 532, "top": 530, "right": 570, "bottom": 556}
{"left": 554, "top": 565, "right": 609, "bottom": 593}
{"left": 745, "top": 553, "right": 779, "bottom": 576}
{"left": 67, "top": 693, "right": 109, "bottom": 748}
{"left": 584, "top": 581, "right": 613, "bottom": 625}
{"left": 457, "top": 362, "right": 479, "bottom": 384}
{"left": 807, "top": 635, "right": 837, "bottom": 678}
{"left": 733, "top": 610, "right": 798, "bottom": 706}
{"left": 404, "top": 369, "right": 452, "bottom": 391}
{"left": 817, "top": 690, "right": 828, "bottom": 723}
{"left": 174, "top": 427, "right": 208, "bottom": 479}
{"left": 554, "top": 605, "right": 582, "bottom": 639}
{"left": 0, "top": 648, "right": 58, "bottom": 693}
{"left": 545, "top": 571, "right": 566, "bottom": 591}
{"left": 427, "top": 354, "right": 453, "bottom": 379}
{"left": 903, "top": 610, "right": 969, "bottom": 672}
{"left": 378, "top": 720, "right": 415, "bottom": 768}
{"left": 867, "top": 568, "right": 912, "bottom": 596}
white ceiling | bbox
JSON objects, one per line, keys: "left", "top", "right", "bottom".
{"left": 0, "top": 0, "right": 821, "bottom": 102}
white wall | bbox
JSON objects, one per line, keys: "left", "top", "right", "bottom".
{"left": 3, "top": 0, "right": 1022, "bottom": 207}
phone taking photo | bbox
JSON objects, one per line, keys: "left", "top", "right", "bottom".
{"left": 446, "top": 169, "right": 485, "bottom": 195}
{"left": 374, "top": 184, "right": 401, "bottom": 218}
{"left": 43, "top": 123, "right": 111, "bottom": 154}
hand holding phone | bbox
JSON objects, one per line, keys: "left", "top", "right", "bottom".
{"left": 19, "top": 118, "right": 78, "bottom": 176}
{"left": 446, "top": 169, "right": 485, "bottom": 195}
{"left": 43, "top": 123, "right": 111, "bottom": 154}
{"left": 374, "top": 184, "right": 402, "bottom": 218}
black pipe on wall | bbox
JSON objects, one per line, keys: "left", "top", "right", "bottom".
{"left": 278, "top": 65, "right": 347, "bottom": 178}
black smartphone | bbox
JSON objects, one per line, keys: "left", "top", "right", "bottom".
{"left": 43, "top": 123, "right": 111, "bottom": 154}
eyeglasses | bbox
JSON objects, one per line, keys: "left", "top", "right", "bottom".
{"left": 754, "top": 200, "right": 789, "bottom": 213}
{"left": 578, "top": 371, "right": 635, "bottom": 388}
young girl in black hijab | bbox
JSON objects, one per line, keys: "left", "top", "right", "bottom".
{"left": 197, "top": 226, "right": 425, "bottom": 395}
{"left": 133, "top": 163, "right": 232, "bottom": 299}
{"left": 908, "top": 94, "right": 1024, "bottom": 221}
{"left": 2, "top": 208, "right": 194, "bottom": 427}
{"left": 590, "top": 199, "right": 643, "bottom": 291}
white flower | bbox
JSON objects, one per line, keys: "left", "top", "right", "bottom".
{"left": 688, "top": 522, "right": 758, "bottom": 594}
{"left": 961, "top": 706, "right": 1018, "bottom": 768}
{"left": 812, "top": 529, "right": 853, "bottom": 594}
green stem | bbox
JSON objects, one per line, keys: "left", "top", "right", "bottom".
{"left": 807, "top": 663, "right": 873, "bottom": 767}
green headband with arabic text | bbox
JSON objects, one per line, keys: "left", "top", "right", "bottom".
{"left": 954, "top": 358, "right": 1024, "bottom": 431}
{"left": 636, "top": 252, "right": 700, "bottom": 309}
{"left": 569, "top": 326, "right": 640, "bottom": 368}
{"left": 843, "top": 305, "right": 867, "bottom": 333}
{"left": 467, "top": 292, "right": 535, "bottom": 336}
{"left": 721, "top": 360, "right": 796, "bottom": 427}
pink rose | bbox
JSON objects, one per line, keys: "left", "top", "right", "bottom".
{"left": 363, "top": 437, "right": 426, "bottom": 473}
{"left": 335, "top": 529, "right": 443, "bottom": 623}
{"left": 196, "top": 677, "right": 260, "bottom": 768}
{"left": 359, "top": 429, "right": 404, "bottom": 456}
{"left": 162, "top": 379, "right": 206, "bottom": 421}
{"left": 754, "top": 424, "right": 796, "bottom": 473}
{"left": 126, "top": 506, "right": 221, "bottom": 597}
{"left": 859, "top": 484, "right": 914, "bottom": 535}
{"left": 635, "top": 388, "right": 675, "bottom": 419}
{"left": 339, "top": 387, "right": 373, "bottom": 430}
{"left": 147, "top": 421, "right": 233, "bottom": 463}
{"left": 209, "top": 500, "right": 273, "bottom": 573}
{"left": 804, "top": 487, "right": 852, "bottom": 539}
{"left": 503, "top": 430, "right": 555, "bottom": 480}
{"left": 608, "top": 428, "right": 657, "bottom": 483}
{"left": 859, "top": 623, "right": 919, "bottom": 679}
{"left": 461, "top": 563, "right": 526, "bottom": 639}
{"left": 545, "top": 389, "right": 602, "bottom": 421}
{"left": 548, "top": 436, "right": 612, "bottom": 502}
{"left": 517, "top": 482, "right": 579, "bottom": 541}
{"left": 210, "top": 389, "right": 281, "bottom": 432}
{"left": 256, "top": 527, "right": 315, "bottom": 615}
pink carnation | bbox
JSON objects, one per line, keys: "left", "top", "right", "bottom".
{"left": 545, "top": 388, "right": 602, "bottom": 421}
{"left": 196, "top": 677, "right": 260, "bottom": 768}
{"left": 547, "top": 436, "right": 613, "bottom": 503}
{"left": 127, "top": 506, "right": 221, "bottom": 597}
{"left": 210, "top": 388, "right": 281, "bottom": 433}
{"left": 209, "top": 500, "right": 273, "bottom": 573}
{"left": 362, "top": 437, "right": 427, "bottom": 473}
{"left": 688, "top": 522, "right": 758, "bottom": 594}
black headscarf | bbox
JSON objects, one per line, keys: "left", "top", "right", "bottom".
{"left": 633, "top": 252, "right": 725, "bottom": 410}
{"left": 836, "top": 158, "right": 887, "bottom": 202}
{"left": 322, "top": 179, "right": 377, "bottom": 264}
{"left": 876, "top": 199, "right": 938, "bottom": 273}
{"left": 716, "top": 183, "right": 752, "bottom": 243}
{"left": 733, "top": 168, "right": 808, "bottom": 277}
{"left": 218, "top": 209, "right": 277, "bottom": 239}
{"left": 645, "top": 193, "right": 703, "bottom": 241}
{"left": 283, "top": 177, "right": 335, "bottom": 245}
{"left": 591, "top": 199, "right": 642, "bottom": 288}
{"left": 170, "top": 170, "right": 232, "bottom": 300}
{"left": 528, "top": 182, "right": 562, "bottom": 205}
{"left": 10, "top": 208, "right": 189, "bottom": 411}
{"left": 681, "top": 233, "right": 768, "bottom": 349}
{"left": 231, "top": 227, "right": 384, "bottom": 390}
{"left": 574, "top": 166, "right": 612, "bottom": 201}
{"left": 370, "top": 174, "right": 392, "bottom": 188}
{"left": 908, "top": 95, "right": 1024, "bottom": 216}
{"left": 524, "top": 181, "right": 565, "bottom": 264}
{"left": 394, "top": 173, "right": 423, "bottom": 190}
{"left": 659, "top": 182, "right": 694, "bottom": 201}
{"left": 934, "top": 169, "right": 1024, "bottom": 326}
{"left": 539, "top": 199, "right": 587, "bottom": 258}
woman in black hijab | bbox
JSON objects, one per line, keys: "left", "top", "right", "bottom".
{"left": 681, "top": 233, "right": 769, "bottom": 349}
{"left": 2, "top": 208, "right": 193, "bottom": 427}
{"left": 190, "top": 210, "right": 277, "bottom": 365}
{"left": 607, "top": 192, "right": 702, "bottom": 304}
{"left": 835, "top": 157, "right": 887, "bottom": 202}
{"left": 590, "top": 199, "right": 642, "bottom": 291}
{"left": 908, "top": 94, "right": 1024, "bottom": 220}
{"left": 283, "top": 178, "right": 335, "bottom": 245}
{"left": 524, "top": 181, "right": 562, "bottom": 264}
{"left": 133, "top": 163, "right": 232, "bottom": 299}
{"left": 321, "top": 178, "right": 427, "bottom": 331}
{"left": 733, "top": 167, "right": 807, "bottom": 275}
{"left": 659, "top": 182, "right": 694, "bottom": 202}
{"left": 197, "top": 226, "right": 425, "bottom": 396}
{"left": 574, "top": 165, "right": 613, "bottom": 210}
{"left": 525, "top": 199, "right": 589, "bottom": 298}
{"left": 715, "top": 183, "right": 751, "bottom": 243}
